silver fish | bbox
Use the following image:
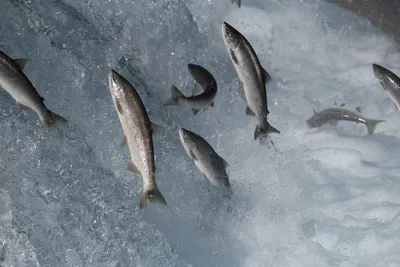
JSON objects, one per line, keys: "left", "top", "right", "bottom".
{"left": 179, "top": 128, "right": 231, "bottom": 195}
{"left": 0, "top": 49, "right": 67, "bottom": 129}
{"left": 232, "top": 0, "right": 241, "bottom": 7}
{"left": 109, "top": 69, "right": 166, "bottom": 209}
{"left": 372, "top": 63, "right": 400, "bottom": 109}
{"left": 164, "top": 63, "right": 217, "bottom": 115}
{"left": 221, "top": 22, "right": 280, "bottom": 141}
{"left": 306, "top": 105, "right": 385, "bottom": 134}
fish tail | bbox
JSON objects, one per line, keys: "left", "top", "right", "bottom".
{"left": 163, "top": 85, "right": 184, "bottom": 106}
{"left": 366, "top": 119, "right": 385, "bottom": 135}
{"left": 254, "top": 122, "right": 280, "bottom": 140}
{"left": 42, "top": 109, "right": 68, "bottom": 130}
{"left": 140, "top": 185, "right": 167, "bottom": 209}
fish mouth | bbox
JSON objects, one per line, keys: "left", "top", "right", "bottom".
{"left": 109, "top": 69, "right": 125, "bottom": 98}
{"left": 178, "top": 127, "right": 185, "bottom": 140}
{"left": 109, "top": 69, "right": 118, "bottom": 85}
{"left": 179, "top": 127, "right": 190, "bottom": 143}
{"left": 222, "top": 21, "right": 231, "bottom": 30}
{"left": 372, "top": 64, "right": 385, "bottom": 80}
{"left": 221, "top": 22, "right": 231, "bottom": 37}
{"left": 221, "top": 22, "right": 240, "bottom": 49}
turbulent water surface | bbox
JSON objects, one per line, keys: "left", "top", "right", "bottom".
{"left": 1, "top": 0, "right": 400, "bottom": 266}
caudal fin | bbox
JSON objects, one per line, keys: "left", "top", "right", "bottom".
{"left": 43, "top": 109, "right": 68, "bottom": 130}
{"left": 163, "top": 85, "right": 184, "bottom": 106}
{"left": 366, "top": 119, "right": 385, "bottom": 135}
{"left": 254, "top": 122, "right": 280, "bottom": 140}
{"left": 140, "top": 186, "right": 167, "bottom": 209}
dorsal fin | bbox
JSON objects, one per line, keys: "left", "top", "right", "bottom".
{"left": 262, "top": 67, "right": 272, "bottom": 85}
{"left": 312, "top": 108, "right": 317, "bottom": 115}
{"left": 334, "top": 101, "right": 345, "bottom": 107}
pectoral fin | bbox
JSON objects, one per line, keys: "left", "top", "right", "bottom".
{"left": 220, "top": 156, "right": 229, "bottom": 168}
{"left": 245, "top": 105, "right": 256, "bottom": 116}
{"left": 230, "top": 49, "right": 239, "bottom": 65}
{"left": 380, "top": 81, "right": 387, "bottom": 90}
{"left": 14, "top": 58, "right": 29, "bottom": 70}
{"left": 328, "top": 119, "right": 338, "bottom": 125}
{"left": 189, "top": 149, "right": 197, "bottom": 161}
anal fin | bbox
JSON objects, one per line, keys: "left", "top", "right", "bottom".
{"left": 192, "top": 108, "right": 200, "bottom": 115}
{"left": 115, "top": 98, "right": 123, "bottom": 114}
{"left": 230, "top": 49, "right": 239, "bottom": 65}
{"left": 127, "top": 160, "right": 140, "bottom": 173}
{"left": 380, "top": 81, "right": 387, "bottom": 90}
{"left": 16, "top": 102, "right": 29, "bottom": 110}
{"left": 121, "top": 135, "right": 127, "bottom": 148}
{"left": 245, "top": 105, "right": 256, "bottom": 116}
